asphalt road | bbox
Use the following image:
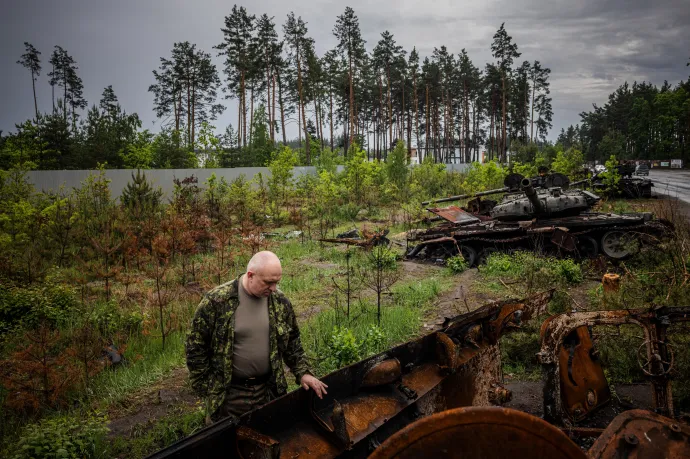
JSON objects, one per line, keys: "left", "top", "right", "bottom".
{"left": 649, "top": 169, "right": 690, "bottom": 203}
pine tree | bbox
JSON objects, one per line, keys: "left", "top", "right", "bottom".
{"left": 255, "top": 14, "right": 281, "bottom": 145}
{"left": 217, "top": 5, "right": 255, "bottom": 148}
{"left": 17, "top": 42, "right": 42, "bottom": 121}
{"left": 529, "top": 61, "right": 551, "bottom": 143}
{"left": 284, "top": 12, "right": 314, "bottom": 164}
{"left": 121, "top": 169, "right": 163, "bottom": 211}
{"left": 333, "top": 7, "right": 366, "bottom": 154}
{"left": 491, "top": 23, "right": 521, "bottom": 162}
{"left": 373, "top": 31, "right": 405, "bottom": 156}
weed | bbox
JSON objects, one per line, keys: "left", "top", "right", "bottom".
{"left": 7, "top": 412, "right": 109, "bottom": 459}
{"left": 446, "top": 255, "right": 469, "bottom": 274}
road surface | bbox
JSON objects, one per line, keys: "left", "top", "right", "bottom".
{"left": 649, "top": 169, "right": 690, "bottom": 203}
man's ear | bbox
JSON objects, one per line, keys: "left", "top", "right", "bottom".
{"left": 246, "top": 271, "right": 254, "bottom": 279}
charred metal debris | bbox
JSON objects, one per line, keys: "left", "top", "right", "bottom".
{"left": 406, "top": 173, "right": 670, "bottom": 265}
{"left": 147, "top": 291, "right": 690, "bottom": 459}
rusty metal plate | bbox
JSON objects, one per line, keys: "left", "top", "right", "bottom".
{"left": 559, "top": 326, "right": 611, "bottom": 421}
{"left": 551, "top": 227, "right": 577, "bottom": 251}
{"left": 589, "top": 409, "right": 690, "bottom": 459}
{"left": 368, "top": 406, "right": 587, "bottom": 459}
{"left": 426, "top": 206, "right": 481, "bottom": 225}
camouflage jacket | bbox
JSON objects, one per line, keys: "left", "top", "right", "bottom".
{"left": 185, "top": 276, "right": 312, "bottom": 418}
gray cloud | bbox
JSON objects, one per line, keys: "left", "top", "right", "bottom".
{"left": 1, "top": 0, "right": 688, "bottom": 142}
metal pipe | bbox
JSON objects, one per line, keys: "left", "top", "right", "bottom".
{"left": 521, "top": 178, "right": 544, "bottom": 214}
{"left": 421, "top": 187, "right": 509, "bottom": 206}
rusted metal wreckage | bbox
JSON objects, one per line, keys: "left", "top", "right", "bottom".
{"left": 407, "top": 174, "right": 671, "bottom": 265}
{"left": 539, "top": 306, "right": 690, "bottom": 423}
{"left": 148, "top": 294, "right": 690, "bottom": 459}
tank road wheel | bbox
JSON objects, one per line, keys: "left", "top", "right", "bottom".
{"left": 576, "top": 236, "right": 599, "bottom": 259}
{"left": 459, "top": 245, "right": 477, "bottom": 267}
{"left": 601, "top": 230, "right": 639, "bottom": 259}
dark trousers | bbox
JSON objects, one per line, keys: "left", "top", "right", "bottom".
{"left": 214, "top": 382, "right": 270, "bottom": 422}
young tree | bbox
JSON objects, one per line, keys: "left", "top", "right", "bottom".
{"left": 17, "top": 42, "right": 42, "bottom": 120}
{"left": 361, "top": 245, "right": 400, "bottom": 325}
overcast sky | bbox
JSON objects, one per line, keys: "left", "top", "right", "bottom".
{"left": 1, "top": 0, "right": 689, "bottom": 142}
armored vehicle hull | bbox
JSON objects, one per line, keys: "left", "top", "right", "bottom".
{"left": 407, "top": 211, "right": 670, "bottom": 266}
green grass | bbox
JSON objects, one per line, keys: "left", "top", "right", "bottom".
{"left": 300, "top": 275, "right": 453, "bottom": 377}
{"left": 108, "top": 406, "right": 205, "bottom": 459}
{"left": 89, "top": 332, "right": 187, "bottom": 410}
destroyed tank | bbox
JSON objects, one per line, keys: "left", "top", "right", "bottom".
{"left": 407, "top": 173, "right": 671, "bottom": 266}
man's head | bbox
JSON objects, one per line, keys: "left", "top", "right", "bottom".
{"left": 538, "top": 166, "right": 549, "bottom": 177}
{"left": 244, "top": 251, "right": 282, "bottom": 298}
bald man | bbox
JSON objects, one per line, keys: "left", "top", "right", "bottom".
{"left": 186, "top": 251, "right": 327, "bottom": 423}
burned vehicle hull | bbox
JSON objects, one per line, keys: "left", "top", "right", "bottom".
{"left": 147, "top": 292, "right": 553, "bottom": 459}
{"left": 147, "top": 293, "right": 690, "bottom": 459}
{"left": 407, "top": 211, "right": 669, "bottom": 266}
{"left": 408, "top": 176, "right": 670, "bottom": 265}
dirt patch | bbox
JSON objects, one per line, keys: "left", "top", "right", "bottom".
{"left": 300, "top": 260, "right": 339, "bottom": 271}
{"left": 401, "top": 260, "right": 443, "bottom": 277}
{"left": 107, "top": 367, "right": 199, "bottom": 439}
{"left": 420, "top": 268, "right": 504, "bottom": 332}
{"left": 504, "top": 380, "right": 655, "bottom": 426}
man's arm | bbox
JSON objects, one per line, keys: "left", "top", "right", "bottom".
{"left": 279, "top": 297, "right": 312, "bottom": 384}
{"left": 186, "top": 296, "right": 214, "bottom": 396}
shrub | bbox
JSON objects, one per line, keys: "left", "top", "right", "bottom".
{"left": 0, "top": 283, "right": 77, "bottom": 336}
{"left": 326, "top": 326, "right": 361, "bottom": 369}
{"left": 446, "top": 255, "right": 469, "bottom": 274}
{"left": 362, "top": 325, "right": 385, "bottom": 355}
{"left": 10, "top": 413, "right": 108, "bottom": 459}
{"left": 555, "top": 259, "right": 583, "bottom": 284}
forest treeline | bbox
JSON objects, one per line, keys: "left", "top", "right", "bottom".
{"left": 3, "top": 6, "right": 689, "bottom": 171}
{"left": 559, "top": 78, "right": 690, "bottom": 162}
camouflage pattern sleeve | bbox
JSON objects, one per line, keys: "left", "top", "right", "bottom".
{"left": 186, "top": 296, "right": 214, "bottom": 396}
{"left": 280, "top": 297, "right": 312, "bottom": 384}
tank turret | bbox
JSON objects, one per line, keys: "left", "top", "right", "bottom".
{"left": 489, "top": 176, "right": 600, "bottom": 221}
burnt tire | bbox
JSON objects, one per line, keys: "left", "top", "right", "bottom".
{"left": 477, "top": 247, "right": 499, "bottom": 265}
{"left": 459, "top": 245, "right": 478, "bottom": 267}
{"left": 576, "top": 236, "right": 599, "bottom": 259}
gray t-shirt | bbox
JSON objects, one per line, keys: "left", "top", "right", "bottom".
{"left": 232, "top": 276, "right": 270, "bottom": 379}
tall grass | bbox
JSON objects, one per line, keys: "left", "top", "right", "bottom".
{"left": 301, "top": 276, "right": 451, "bottom": 376}
{"left": 89, "top": 332, "right": 187, "bottom": 409}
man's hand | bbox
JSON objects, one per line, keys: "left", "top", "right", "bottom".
{"left": 301, "top": 374, "right": 328, "bottom": 399}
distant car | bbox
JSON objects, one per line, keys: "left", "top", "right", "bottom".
{"left": 594, "top": 164, "right": 606, "bottom": 173}
{"left": 635, "top": 164, "right": 650, "bottom": 176}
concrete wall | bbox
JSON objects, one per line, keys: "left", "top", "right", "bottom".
{"left": 26, "top": 163, "right": 470, "bottom": 199}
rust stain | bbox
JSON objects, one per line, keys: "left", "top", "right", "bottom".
{"left": 361, "top": 359, "right": 402, "bottom": 388}
{"left": 426, "top": 206, "right": 481, "bottom": 224}
{"left": 369, "top": 406, "right": 588, "bottom": 459}
{"left": 589, "top": 409, "right": 690, "bottom": 459}
{"left": 558, "top": 326, "right": 611, "bottom": 421}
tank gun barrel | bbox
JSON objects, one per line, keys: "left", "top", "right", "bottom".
{"left": 521, "top": 178, "right": 544, "bottom": 214}
{"left": 570, "top": 178, "right": 590, "bottom": 188}
{"left": 421, "top": 187, "right": 509, "bottom": 206}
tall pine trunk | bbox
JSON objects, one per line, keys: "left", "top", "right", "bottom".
{"left": 329, "top": 88, "right": 334, "bottom": 152}
{"left": 296, "top": 47, "right": 310, "bottom": 164}
{"left": 32, "top": 70, "right": 38, "bottom": 120}
{"left": 501, "top": 74, "right": 507, "bottom": 161}
{"left": 425, "top": 84, "right": 430, "bottom": 160}
{"left": 277, "top": 69, "right": 287, "bottom": 145}
{"left": 272, "top": 73, "right": 276, "bottom": 144}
